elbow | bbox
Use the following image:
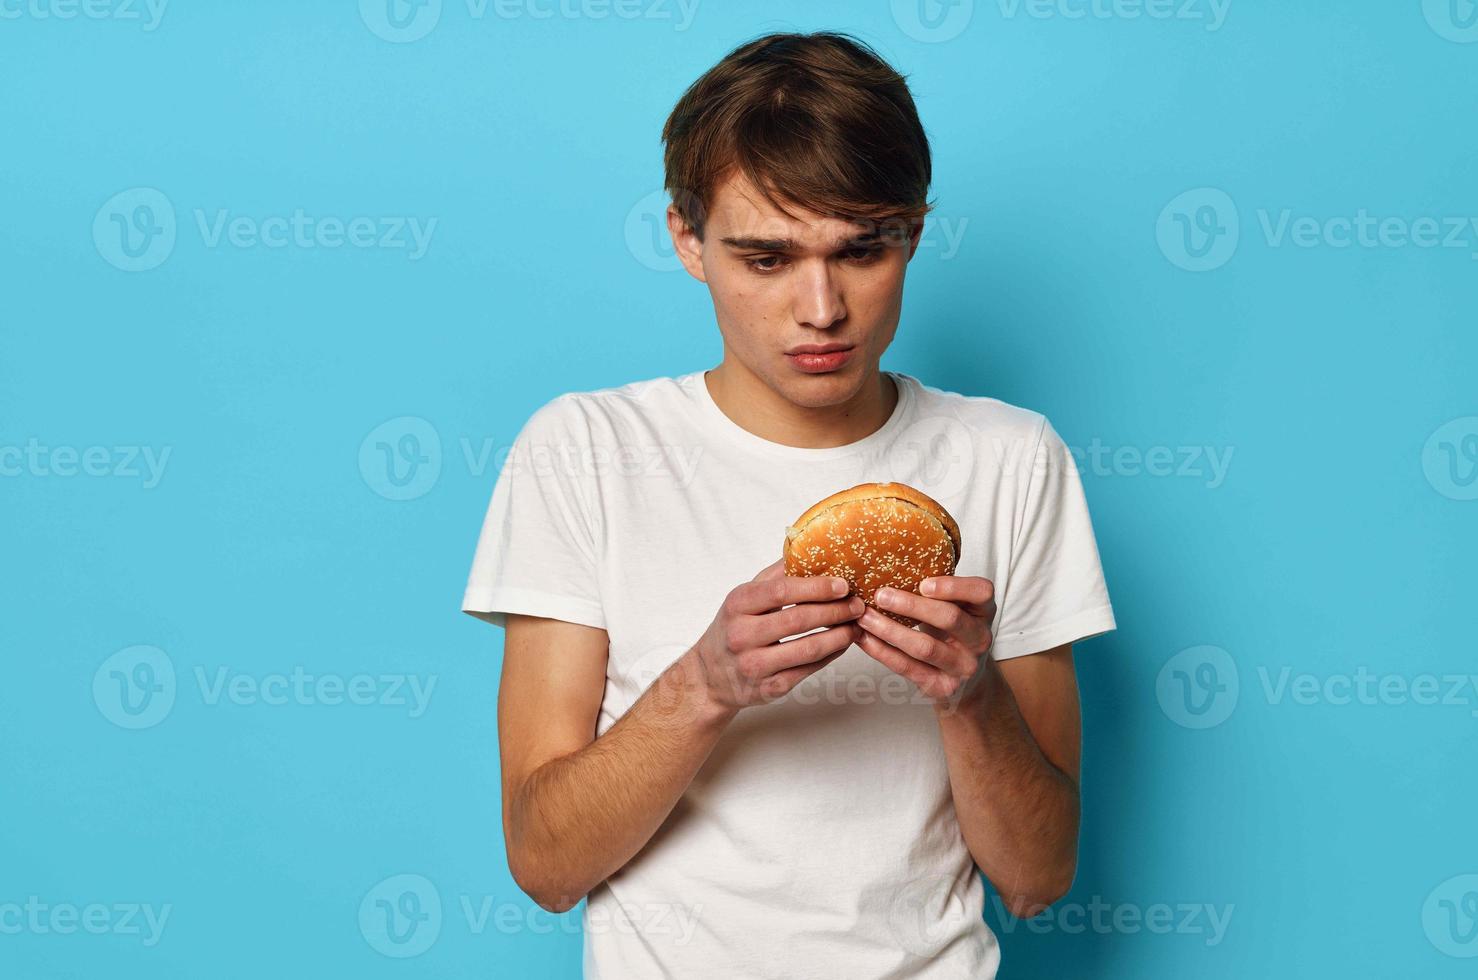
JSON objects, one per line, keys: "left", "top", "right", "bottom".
{"left": 529, "top": 890, "right": 582, "bottom": 915}
{"left": 508, "top": 853, "right": 586, "bottom": 914}
{"left": 998, "top": 864, "right": 1076, "bottom": 921}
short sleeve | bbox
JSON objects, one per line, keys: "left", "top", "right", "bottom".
{"left": 461, "top": 396, "right": 605, "bottom": 631}
{"left": 990, "top": 416, "right": 1116, "bottom": 660}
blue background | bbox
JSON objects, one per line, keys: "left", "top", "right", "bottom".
{"left": 3, "top": 1, "right": 1475, "bottom": 977}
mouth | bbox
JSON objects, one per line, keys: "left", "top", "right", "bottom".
{"left": 784, "top": 344, "right": 855, "bottom": 374}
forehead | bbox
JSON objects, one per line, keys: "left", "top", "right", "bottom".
{"left": 705, "top": 169, "right": 873, "bottom": 246}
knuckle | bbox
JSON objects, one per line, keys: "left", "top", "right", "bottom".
{"left": 723, "top": 622, "right": 749, "bottom": 652}
{"left": 721, "top": 591, "right": 743, "bottom": 617}
{"left": 814, "top": 628, "right": 848, "bottom": 656}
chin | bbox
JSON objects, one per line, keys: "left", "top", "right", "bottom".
{"left": 775, "top": 365, "right": 866, "bottom": 407}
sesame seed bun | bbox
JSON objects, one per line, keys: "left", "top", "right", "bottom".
{"left": 783, "top": 482, "right": 962, "bottom": 628}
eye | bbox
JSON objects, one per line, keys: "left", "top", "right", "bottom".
{"left": 842, "top": 245, "right": 885, "bottom": 263}
{"left": 745, "top": 255, "right": 786, "bottom": 273}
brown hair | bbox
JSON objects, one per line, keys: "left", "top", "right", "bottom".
{"left": 661, "top": 31, "right": 934, "bottom": 245}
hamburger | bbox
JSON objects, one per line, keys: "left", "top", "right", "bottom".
{"left": 783, "top": 482, "right": 961, "bottom": 628}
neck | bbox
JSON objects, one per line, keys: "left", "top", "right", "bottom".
{"left": 704, "top": 360, "right": 899, "bottom": 449}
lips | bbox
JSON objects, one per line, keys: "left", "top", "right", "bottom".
{"left": 786, "top": 343, "right": 853, "bottom": 355}
{"left": 785, "top": 345, "right": 855, "bottom": 374}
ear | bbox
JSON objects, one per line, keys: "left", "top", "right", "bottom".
{"left": 906, "top": 218, "right": 924, "bottom": 262}
{"left": 667, "top": 205, "right": 708, "bottom": 283}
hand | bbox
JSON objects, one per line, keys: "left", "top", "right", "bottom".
{"left": 685, "top": 559, "right": 865, "bottom": 712}
{"left": 854, "top": 575, "right": 998, "bottom": 707}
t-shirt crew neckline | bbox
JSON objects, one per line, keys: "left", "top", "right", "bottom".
{"left": 683, "top": 368, "right": 916, "bottom": 461}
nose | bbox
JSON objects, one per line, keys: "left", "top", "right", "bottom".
{"left": 791, "top": 258, "right": 847, "bottom": 331}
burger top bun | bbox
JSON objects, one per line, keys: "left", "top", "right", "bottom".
{"left": 783, "top": 482, "right": 962, "bottom": 628}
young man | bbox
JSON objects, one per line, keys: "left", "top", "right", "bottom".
{"left": 462, "top": 31, "right": 1116, "bottom": 979}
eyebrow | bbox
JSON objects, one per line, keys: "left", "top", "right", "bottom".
{"left": 718, "top": 231, "right": 884, "bottom": 252}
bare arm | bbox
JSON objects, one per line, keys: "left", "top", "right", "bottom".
{"left": 854, "top": 579, "right": 1082, "bottom": 918}
{"left": 934, "top": 644, "right": 1081, "bottom": 919}
{"left": 498, "top": 614, "right": 731, "bottom": 913}
{"left": 497, "top": 562, "right": 864, "bottom": 912}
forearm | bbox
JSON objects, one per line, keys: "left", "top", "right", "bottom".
{"left": 506, "top": 651, "right": 735, "bottom": 912}
{"left": 934, "top": 664, "right": 1080, "bottom": 918}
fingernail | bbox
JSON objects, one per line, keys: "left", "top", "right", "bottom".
{"left": 920, "top": 579, "right": 935, "bottom": 596}
{"left": 831, "top": 578, "right": 847, "bottom": 596}
{"left": 849, "top": 597, "right": 864, "bottom": 615}
{"left": 876, "top": 588, "right": 895, "bottom": 606}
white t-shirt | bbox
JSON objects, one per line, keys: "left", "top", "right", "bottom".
{"left": 462, "top": 369, "right": 1116, "bottom": 979}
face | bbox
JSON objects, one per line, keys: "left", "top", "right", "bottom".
{"left": 669, "top": 169, "right": 922, "bottom": 409}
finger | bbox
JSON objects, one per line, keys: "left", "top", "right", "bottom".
{"left": 917, "top": 576, "right": 996, "bottom": 618}
{"left": 731, "top": 572, "right": 849, "bottom": 615}
{"left": 873, "top": 587, "right": 975, "bottom": 638}
{"left": 751, "top": 595, "right": 864, "bottom": 646}
{"left": 858, "top": 607, "right": 976, "bottom": 677}
{"left": 742, "top": 622, "right": 861, "bottom": 676}
{"left": 854, "top": 629, "right": 954, "bottom": 700}
{"left": 756, "top": 645, "right": 850, "bottom": 702}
